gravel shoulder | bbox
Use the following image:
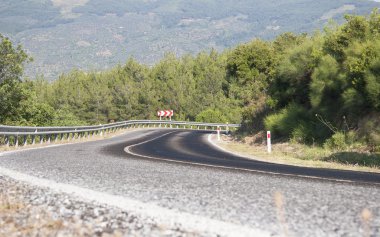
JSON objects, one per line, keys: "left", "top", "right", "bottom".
{"left": 0, "top": 174, "right": 200, "bottom": 237}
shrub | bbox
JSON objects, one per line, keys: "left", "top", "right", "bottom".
{"left": 323, "top": 131, "right": 360, "bottom": 151}
{"left": 264, "top": 103, "right": 310, "bottom": 139}
{"left": 357, "top": 113, "right": 380, "bottom": 152}
{"left": 291, "top": 123, "right": 313, "bottom": 144}
{"left": 196, "top": 109, "right": 227, "bottom": 123}
{"left": 324, "top": 132, "right": 347, "bottom": 151}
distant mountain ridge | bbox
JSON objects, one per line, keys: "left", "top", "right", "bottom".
{"left": 0, "top": 0, "right": 379, "bottom": 80}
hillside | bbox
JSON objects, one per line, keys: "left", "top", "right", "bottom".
{"left": 1, "top": 0, "right": 380, "bottom": 80}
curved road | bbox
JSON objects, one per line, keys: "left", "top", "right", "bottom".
{"left": 123, "top": 130, "right": 380, "bottom": 184}
{"left": 0, "top": 129, "right": 379, "bottom": 236}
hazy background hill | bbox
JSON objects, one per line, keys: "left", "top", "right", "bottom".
{"left": 1, "top": 0, "right": 380, "bottom": 80}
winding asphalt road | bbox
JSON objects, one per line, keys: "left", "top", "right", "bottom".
{"left": 0, "top": 129, "right": 379, "bottom": 236}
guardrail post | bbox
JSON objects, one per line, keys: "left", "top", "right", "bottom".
{"left": 40, "top": 135, "right": 43, "bottom": 144}
{"left": 23, "top": 135, "right": 28, "bottom": 146}
{"left": 47, "top": 135, "right": 51, "bottom": 144}
{"left": 33, "top": 129, "right": 37, "bottom": 145}
{"left": 15, "top": 135, "right": 19, "bottom": 148}
{"left": 5, "top": 136, "right": 9, "bottom": 147}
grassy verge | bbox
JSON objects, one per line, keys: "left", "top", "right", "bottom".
{"left": 217, "top": 134, "right": 380, "bottom": 173}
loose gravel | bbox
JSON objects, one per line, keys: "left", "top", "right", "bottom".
{"left": 0, "top": 175, "right": 204, "bottom": 237}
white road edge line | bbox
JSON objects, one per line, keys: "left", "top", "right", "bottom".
{"left": 0, "top": 166, "right": 270, "bottom": 237}
{"left": 206, "top": 134, "right": 374, "bottom": 185}
{"left": 125, "top": 131, "right": 368, "bottom": 186}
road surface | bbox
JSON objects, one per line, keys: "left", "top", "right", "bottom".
{"left": 0, "top": 129, "right": 379, "bottom": 236}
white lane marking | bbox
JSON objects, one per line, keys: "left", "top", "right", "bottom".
{"left": 0, "top": 167, "right": 270, "bottom": 237}
{"left": 125, "top": 131, "right": 177, "bottom": 153}
{"left": 207, "top": 133, "right": 249, "bottom": 158}
{"left": 126, "top": 132, "right": 375, "bottom": 185}
{"left": 207, "top": 134, "right": 378, "bottom": 185}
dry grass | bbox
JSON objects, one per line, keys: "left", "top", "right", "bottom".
{"left": 274, "top": 192, "right": 289, "bottom": 237}
{"left": 217, "top": 134, "right": 380, "bottom": 173}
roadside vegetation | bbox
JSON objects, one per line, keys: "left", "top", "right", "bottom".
{"left": 0, "top": 10, "right": 379, "bottom": 166}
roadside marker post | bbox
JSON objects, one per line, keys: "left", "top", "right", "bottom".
{"left": 217, "top": 126, "right": 221, "bottom": 141}
{"left": 157, "top": 110, "right": 174, "bottom": 121}
{"left": 267, "top": 131, "right": 272, "bottom": 153}
{"left": 157, "top": 111, "right": 162, "bottom": 120}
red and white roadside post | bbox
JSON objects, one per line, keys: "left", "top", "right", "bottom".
{"left": 217, "top": 126, "right": 221, "bottom": 141}
{"left": 157, "top": 111, "right": 162, "bottom": 120}
{"left": 267, "top": 131, "right": 272, "bottom": 153}
{"left": 157, "top": 110, "right": 174, "bottom": 127}
{"left": 169, "top": 110, "right": 173, "bottom": 121}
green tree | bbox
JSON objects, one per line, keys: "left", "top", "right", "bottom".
{"left": 0, "top": 34, "right": 31, "bottom": 124}
{"left": 0, "top": 34, "right": 30, "bottom": 84}
{"left": 270, "top": 36, "right": 323, "bottom": 109}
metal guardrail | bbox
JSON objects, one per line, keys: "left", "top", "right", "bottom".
{"left": 0, "top": 120, "right": 240, "bottom": 147}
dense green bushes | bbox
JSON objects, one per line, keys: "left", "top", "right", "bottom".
{"left": 1, "top": 10, "right": 379, "bottom": 151}
{"left": 266, "top": 10, "right": 380, "bottom": 150}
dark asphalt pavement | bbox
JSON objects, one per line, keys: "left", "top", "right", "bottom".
{"left": 0, "top": 129, "right": 379, "bottom": 236}
{"left": 126, "top": 130, "right": 380, "bottom": 185}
